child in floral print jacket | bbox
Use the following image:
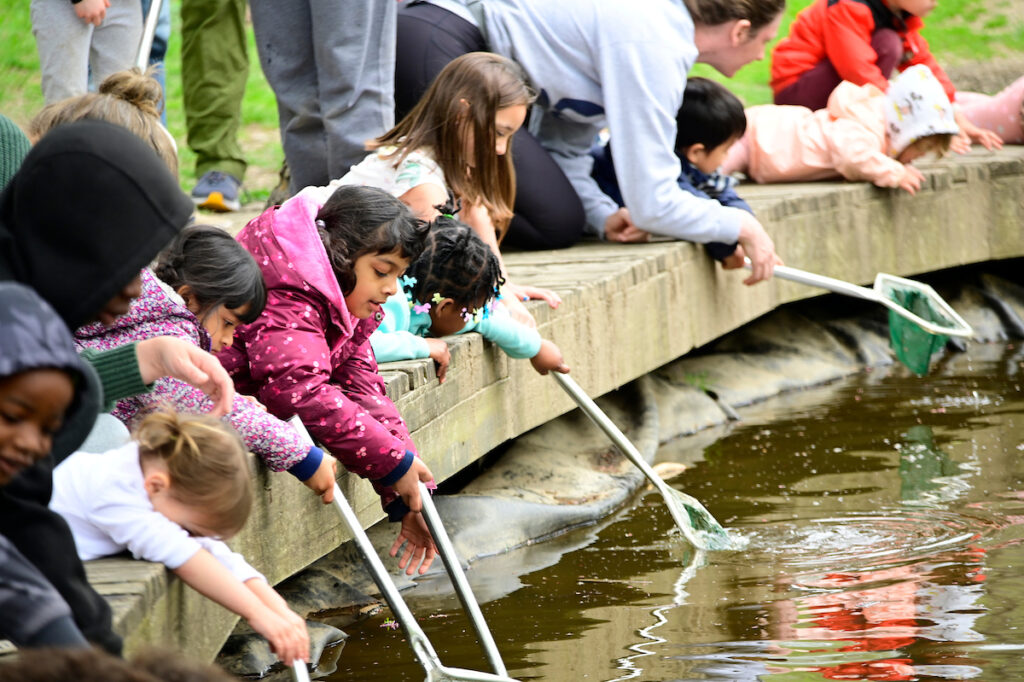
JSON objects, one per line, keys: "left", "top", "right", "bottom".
{"left": 74, "top": 226, "right": 337, "bottom": 501}
{"left": 218, "top": 186, "right": 440, "bottom": 575}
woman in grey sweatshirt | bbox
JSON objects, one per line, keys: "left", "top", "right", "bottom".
{"left": 396, "top": 0, "right": 784, "bottom": 284}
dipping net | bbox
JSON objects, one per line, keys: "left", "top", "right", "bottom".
{"left": 884, "top": 285, "right": 951, "bottom": 376}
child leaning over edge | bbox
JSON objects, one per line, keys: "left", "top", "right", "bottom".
{"left": 298, "top": 52, "right": 560, "bottom": 329}
{"left": 722, "top": 65, "right": 958, "bottom": 194}
{"left": 372, "top": 215, "right": 570, "bottom": 383}
{"left": 590, "top": 77, "right": 750, "bottom": 269}
{"left": 51, "top": 412, "right": 310, "bottom": 665}
{"left": 770, "top": 0, "right": 1003, "bottom": 150}
{"left": 73, "top": 225, "right": 338, "bottom": 502}
{"left": 218, "top": 185, "right": 440, "bottom": 575}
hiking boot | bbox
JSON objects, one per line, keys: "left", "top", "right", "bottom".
{"left": 265, "top": 160, "right": 292, "bottom": 209}
{"left": 191, "top": 171, "right": 242, "bottom": 212}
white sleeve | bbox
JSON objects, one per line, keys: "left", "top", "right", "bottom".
{"left": 87, "top": 495, "right": 204, "bottom": 570}
{"left": 593, "top": 39, "right": 744, "bottom": 244}
{"left": 533, "top": 111, "right": 619, "bottom": 237}
{"left": 195, "top": 537, "right": 266, "bottom": 584}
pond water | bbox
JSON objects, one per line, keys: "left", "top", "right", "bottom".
{"left": 323, "top": 342, "right": 1024, "bottom": 681}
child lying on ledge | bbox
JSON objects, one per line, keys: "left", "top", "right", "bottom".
{"left": 722, "top": 65, "right": 959, "bottom": 195}
{"left": 371, "top": 216, "right": 569, "bottom": 383}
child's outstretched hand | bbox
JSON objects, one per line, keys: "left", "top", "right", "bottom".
{"left": 247, "top": 604, "right": 309, "bottom": 665}
{"left": 303, "top": 454, "right": 337, "bottom": 504}
{"left": 425, "top": 338, "right": 451, "bottom": 383}
{"left": 389, "top": 458, "right": 439, "bottom": 574}
{"left": 391, "top": 511, "right": 438, "bottom": 575}
{"left": 898, "top": 165, "right": 925, "bottom": 195}
{"left": 530, "top": 339, "right": 570, "bottom": 375}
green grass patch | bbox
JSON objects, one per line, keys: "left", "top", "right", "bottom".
{"left": 0, "top": 0, "right": 1021, "bottom": 191}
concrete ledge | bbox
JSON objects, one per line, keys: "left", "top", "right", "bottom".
{"left": 99, "top": 147, "right": 1024, "bottom": 661}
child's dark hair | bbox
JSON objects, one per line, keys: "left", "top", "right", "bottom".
{"left": 404, "top": 216, "right": 504, "bottom": 310}
{"left": 675, "top": 77, "right": 747, "bottom": 155}
{"left": 154, "top": 224, "right": 266, "bottom": 325}
{"left": 316, "top": 185, "right": 430, "bottom": 295}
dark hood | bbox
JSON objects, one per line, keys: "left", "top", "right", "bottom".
{"left": 0, "top": 119, "right": 193, "bottom": 329}
{"left": 0, "top": 282, "right": 100, "bottom": 462}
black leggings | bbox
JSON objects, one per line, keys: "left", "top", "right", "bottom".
{"left": 396, "top": 2, "right": 585, "bottom": 250}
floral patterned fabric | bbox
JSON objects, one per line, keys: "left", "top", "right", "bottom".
{"left": 74, "top": 269, "right": 314, "bottom": 473}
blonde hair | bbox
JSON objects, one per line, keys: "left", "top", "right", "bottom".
{"left": 134, "top": 411, "right": 252, "bottom": 539}
{"left": 371, "top": 52, "right": 535, "bottom": 238}
{"left": 901, "top": 133, "right": 953, "bottom": 159}
{"left": 28, "top": 67, "right": 179, "bottom": 177}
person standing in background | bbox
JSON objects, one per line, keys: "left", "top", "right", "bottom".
{"left": 31, "top": 0, "right": 142, "bottom": 104}
{"left": 181, "top": 0, "right": 248, "bottom": 212}
{"left": 248, "top": 0, "right": 396, "bottom": 196}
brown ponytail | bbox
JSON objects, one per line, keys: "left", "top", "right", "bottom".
{"left": 135, "top": 411, "right": 253, "bottom": 539}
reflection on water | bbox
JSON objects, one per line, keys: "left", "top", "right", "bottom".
{"left": 324, "top": 343, "right": 1024, "bottom": 681}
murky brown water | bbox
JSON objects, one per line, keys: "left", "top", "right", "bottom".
{"left": 322, "top": 342, "right": 1024, "bottom": 681}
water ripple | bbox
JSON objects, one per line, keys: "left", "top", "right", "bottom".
{"left": 729, "top": 509, "right": 993, "bottom": 572}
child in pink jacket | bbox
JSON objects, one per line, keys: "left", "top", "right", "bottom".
{"left": 218, "top": 186, "right": 440, "bottom": 575}
{"left": 722, "top": 65, "right": 959, "bottom": 195}
{"left": 74, "top": 226, "right": 337, "bottom": 501}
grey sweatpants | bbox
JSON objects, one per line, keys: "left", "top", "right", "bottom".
{"left": 31, "top": 0, "right": 143, "bottom": 104}
{"left": 249, "top": 0, "right": 396, "bottom": 194}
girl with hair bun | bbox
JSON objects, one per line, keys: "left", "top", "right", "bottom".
{"left": 28, "top": 67, "right": 179, "bottom": 176}
{"left": 50, "top": 411, "right": 310, "bottom": 666}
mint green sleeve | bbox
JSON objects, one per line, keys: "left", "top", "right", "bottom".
{"left": 372, "top": 292, "right": 432, "bottom": 363}
{"left": 461, "top": 315, "right": 542, "bottom": 359}
{"left": 370, "top": 329, "right": 432, "bottom": 363}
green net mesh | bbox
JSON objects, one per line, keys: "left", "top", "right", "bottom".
{"left": 885, "top": 286, "right": 950, "bottom": 376}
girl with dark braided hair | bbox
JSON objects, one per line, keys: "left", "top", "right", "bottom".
{"left": 371, "top": 216, "right": 569, "bottom": 383}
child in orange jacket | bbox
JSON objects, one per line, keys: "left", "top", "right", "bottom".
{"left": 770, "top": 0, "right": 1006, "bottom": 150}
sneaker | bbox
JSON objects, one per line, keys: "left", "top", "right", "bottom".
{"left": 191, "top": 171, "right": 242, "bottom": 212}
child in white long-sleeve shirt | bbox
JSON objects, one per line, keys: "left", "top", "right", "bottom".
{"left": 372, "top": 216, "right": 569, "bottom": 382}
{"left": 51, "top": 412, "right": 309, "bottom": 665}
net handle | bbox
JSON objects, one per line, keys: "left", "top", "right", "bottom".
{"left": 750, "top": 261, "right": 974, "bottom": 338}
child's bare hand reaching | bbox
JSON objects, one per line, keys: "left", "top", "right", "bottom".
{"left": 303, "top": 455, "right": 337, "bottom": 504}
{"left": 391, "top": 511, "right": 438, "bottom": 575}
{"left": 246, "top": 605, "right": 309, "bottom": 665}
{"left": 898, "top": 165, "right": 925, "bottom": 195}
{"left": 425, "top": 338, "right": 451, "bottom": 383}
{"left": 530, "top": 339, "right": 570, "bottom": 375}
{"left": 389, "top": 458, "right": 439, "bottom": 574}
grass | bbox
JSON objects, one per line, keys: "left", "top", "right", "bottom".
{"left": 1, "top": 0, "right": 1021, "bottom": 197}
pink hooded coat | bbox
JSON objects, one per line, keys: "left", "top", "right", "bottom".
{"left": 742, "top": 81, "right": 907, "bottom": 188}
{"left": 218, "top": 195, "right": 417, "bottom": 509}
